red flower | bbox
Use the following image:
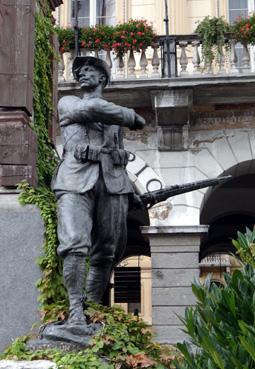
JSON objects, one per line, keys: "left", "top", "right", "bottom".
{"left": 121, "top": 35, "right": 125, "bottom": 39}
{"left": 81, "top": 40, "right": 86, "bottom": 47}
{"left": 132, "top": 39, "right": 137, "bottom": 44}
{"left": 137, "top": 31, "right": 143, "bottom": 36}
{"left": 139, "top": 42, "right": 143, "bottom": 47}
{"left": 95, "top": 38, "right": 101, "bottom": 44}
{"left": 130, "top": 32, "right": 134, "bottom": 36}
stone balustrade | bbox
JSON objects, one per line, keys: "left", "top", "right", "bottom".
{"left": 58, "top": 34, "right": 255, "bottom": 83}
{"left": 200, "top": 254, "right": 230, "bottom": 267}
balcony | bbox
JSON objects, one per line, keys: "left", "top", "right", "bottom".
{"left": 58, "top": 33, "right": 255, "bottom": 84}
{"left": 58, "top": 33, "right": 255, "bottom": 137}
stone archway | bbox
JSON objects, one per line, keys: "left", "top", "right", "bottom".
{"left": 200, "top": 160, "right": 255, "bottom": 260}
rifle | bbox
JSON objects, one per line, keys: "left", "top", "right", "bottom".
{"left": 130, "top": 175, "right": 232, "bottom": 210}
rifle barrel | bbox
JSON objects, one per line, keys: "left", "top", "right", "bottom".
{"left": 141, "top": 175, "right": 232, "bottom": 208}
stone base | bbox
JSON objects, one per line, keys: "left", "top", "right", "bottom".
{"left": 27, "top": 321, "right": 101, "bottom": 351}
{"left": 26, "top": 338, "right": 85, "bottom": 352}
{"left": 0, "top": 194, "right": 43, "bottom": 352}
{"left": 0, "top": 360, "right": 56, "bottom": 369}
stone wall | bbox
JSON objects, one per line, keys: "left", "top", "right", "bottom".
{"left": 0, "top": 193, "right": 43, "bottom": 352}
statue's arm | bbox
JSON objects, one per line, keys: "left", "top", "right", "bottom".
{"left": 59, "top": 97, "right": 145, "bottom": 130}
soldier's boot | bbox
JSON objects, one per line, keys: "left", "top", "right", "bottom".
{"left": 63, "top": 253, "right": 87, "bottom": 324}
{"left": 86, "top": 265, "right": 112, "bottom": 304}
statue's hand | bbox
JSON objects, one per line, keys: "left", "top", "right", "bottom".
{"left": 131, "top": 113, "right": 146, "bottom": 130}
{"left": 74, "top": 144, "right": 89, "bottom": 162}
{"left": 128, "top": 193, "right": 144, "bottom": 210}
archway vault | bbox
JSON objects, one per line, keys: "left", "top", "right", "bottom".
{"left": 200, "top": 160, "right": 255, "bottom": 260}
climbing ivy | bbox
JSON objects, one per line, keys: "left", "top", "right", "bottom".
{"left": 18, "top": 0, "right": 67, "bottom": 321}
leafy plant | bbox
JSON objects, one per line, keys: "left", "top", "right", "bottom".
{"left": 55, "top": 26, "right": 75, "bottom": 53}
{"left": 232, "top": 227, "right": 255, "bottom": 268}
{"left": 232, "top": 14, "right": 255, "bottom": 45}
{"left": 18, "top": 1, "right": 67, "bottom": 322}
{"left": 80, "top": 25, "right": 115, "bottom": 51}
{"left": 175, "top": 263, "right": 255, "bottom": 369}
{"left": 55, "top": 19, "right": 155, "bottom": 55}
{"left": 195, "top": 16, "right": 230, "bottom": 64}
{"left": 112, "top": 19, "right": 155, "bottom": 55}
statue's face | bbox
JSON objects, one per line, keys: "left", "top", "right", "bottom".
{"left": 78, "top": 64, "right": 104, "bottom": 90}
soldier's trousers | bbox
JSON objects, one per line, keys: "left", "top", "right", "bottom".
{"left": 56, "top": 176, "right": 129, "bottom": 267}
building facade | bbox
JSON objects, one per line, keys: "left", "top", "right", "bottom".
{"left": 55, "top": 0, "right": 255, "bottom": 34}
{"left": 1, "top": 0, "right": 255, "bottom": 347}
{"left": 53, "top": 0, "right": 255, "bottom": 343}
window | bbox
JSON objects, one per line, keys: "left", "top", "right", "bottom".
{"left": 228, "top": 0, "right": 248, "bottom": 24}
{"left": 228, "top": 0, "right": 248, "bottom": 68}
{"left": 71, "top": 0, "right": 116, "bottom": 27}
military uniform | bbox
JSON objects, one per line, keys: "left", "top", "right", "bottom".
{"left": 52, "top": 95, "right": 137, "bottom": 303}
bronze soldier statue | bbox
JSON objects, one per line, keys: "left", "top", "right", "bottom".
{"left": 33, "top": 56, "right": 231, "bottom": 348}
{"left": 51, "top": 56, "right": 145, "bottom": 326}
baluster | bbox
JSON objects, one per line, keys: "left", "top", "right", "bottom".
{"left": 58, "top": 53, "right": 65, "bottom": 82}
{"left": 241, "top": 42, "right": 251, "bottom": 73}
{"left": 139, "top": 49, "right": 148, "bottom": 78}
{"left": 218, "top": 47, "right": 226, "bottom": 75}
{"left": 116, "top": 52, "right": 125, "bottom": 79}
{"left": 191, "top": 40, "right": 201, "bottom": 74}
{"left": 63, "top": 50, "right": 75, "bottom": 81}
{"left": 229, "top": 40, "right": 239, "bottom": 74}
{"left": 151, "top": 42, "right": 160, "bottom": 77}
{"left": 179, "top": 41, "right": 188, "bottom": 75}
{"left": 80, "top": 48, "right": 88, "bottom": 56}
{"left": 105, "top": 49, "right": 112, "bottom": 69}
{"left": 204, "top": 58, "right": 213, "bottom": 75}
{"left": 127, "top": 49, "right": 136, "bottom": 78}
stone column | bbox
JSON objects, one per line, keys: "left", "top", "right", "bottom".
{"left": 0, "top": 110, "right": 37, "bottom": 187}
{"left": 142, "top": 225, "right": 208, "bottom": 344}
{"left": 0, "top": 0, "right": 37, "bottom": 187}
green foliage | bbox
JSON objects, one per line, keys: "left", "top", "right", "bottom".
{"left": 175, "top": 264, "right": 255, "bottom": 369}
{"left": 195, "top": 16, "right": 230, "bottom": 63}
{"left": 55, "top": 26, "right": 75, "bottom": 52}
{"left": 18, "top": 1, "right": 67, "bottom": 321}
{"left": 18, "top": 181, "right": 68, "bottom": 321}
{"left": 80, "top": 25, "right": 115, "bottom": 51}
{"left": 232, "top": 227, "right": 255, "bottom": 268}
{"left": 232, "top": 14, "right": 255, "bottom": 45}
{"left": 1, "top": 305, "right": 182, "bottom": 369}
{"left": 113, "top": 19, "right": 155, "bottom": 54}
{"left": 33, "top": 7, "right": 59, "bottom": 186}
{"left": 56, "top": 19, "right": 155, "bottom": 55}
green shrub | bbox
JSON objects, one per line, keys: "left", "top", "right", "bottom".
{"left": 175, "top": 261, "right": 255, "bottom": 369}
{"left": 195, "top": 16, "right": 230, "bottom": 64}
{"left": 232, "top": 227, "right": 255, "bottom": 268}
{"left": 232, "top": 13, "right": 255, "bottom": 45}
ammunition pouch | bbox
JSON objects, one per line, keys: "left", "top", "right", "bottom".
{"left": 73, "top": 144, "right": 129, "bottom": 167}
{"left": 110, "top": 149, "right": 129, "bottom": 167}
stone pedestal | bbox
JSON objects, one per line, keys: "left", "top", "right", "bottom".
{"left": 0, "top": 192, "right": 43, "bottom": 352}
{"left": 142, "top": 225, "right": 208, "bottom": 344}
{"left": 0, "top": 110, "right": 37, "bottom": 187}
{"left": 0, "top": 361, "right": 56, "bottom": 369}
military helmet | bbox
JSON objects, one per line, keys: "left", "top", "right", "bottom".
{"left": 72, "top": 56, "right": 111, "bottom": 87}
